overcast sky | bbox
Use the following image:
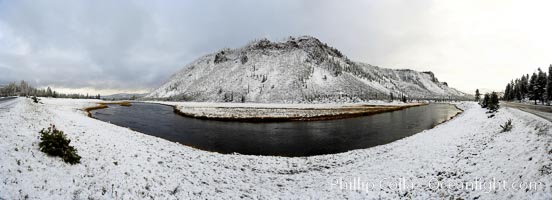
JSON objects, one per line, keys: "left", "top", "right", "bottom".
{"left": 0, "top": 0, "right": 551, "bottom": 95}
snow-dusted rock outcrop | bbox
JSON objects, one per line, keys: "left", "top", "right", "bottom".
{"left": 146, "top": 36, "right": 467, "bottom": 103}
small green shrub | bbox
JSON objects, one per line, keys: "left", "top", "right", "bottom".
{"left": 32, "top": 96, "right": 39, "bottom": 103}
{"left": 500, "top": 119, "right": 513, "bottom": 132}
{"left": 38, "top": 125, "right": 81, "bottom": 164}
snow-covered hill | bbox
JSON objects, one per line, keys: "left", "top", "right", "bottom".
{"left": 146, "top": 36, "right": 468, "bottom": 103}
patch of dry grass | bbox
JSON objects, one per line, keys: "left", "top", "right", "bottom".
{"left": 84, "top": 104, "right": 108, "bottom": 117}
{"left": 83, "top": 101, "right": 132, "bottom": 117}
{"left": 118, "top": 102, "right": 132, "bottom": 107}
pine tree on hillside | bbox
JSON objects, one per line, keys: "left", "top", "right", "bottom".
{"left": 489, "top": 92, "right": 500, "bottom": 111}
{"left": 547, "top": 64, "right": 552, "bottom": 104}
{"left": 514, "top": 79, "right": 522, "bottom": 101}
{"left": 537, "top": 68, "right": 547, "bottom": 104}
{"left": 46, "top": 87, "right": 53, "bottom": 97}
{"left": 481, "top": 93, "right": 490, "bottom": 108}
{"left": 509, "top": 80, "right": 516, "bottom": 100}
{"left": 20, "top": 80, "right": 29, "bottom": 96}
{"left": 521, "top": 74, "right": 529, "bottom": 100}
{"left": 504, "top": 83, "right": 511, "bottom": 101}
{"left": 529, "top": 72, "right": 538, "bottom": 104}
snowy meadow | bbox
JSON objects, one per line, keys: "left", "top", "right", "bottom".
{"left": 0, "top": 98, "right": 550, "bottom": 199}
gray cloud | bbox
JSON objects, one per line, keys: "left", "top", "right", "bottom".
{"left": 0, "top": 0, "right": 551, "bottom": 94}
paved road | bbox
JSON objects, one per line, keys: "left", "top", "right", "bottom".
{"left": 502, "top": 101, "right": 552, "bottom": 122}
{"left": 0, "top": 97, "right": 17, "bottom": 110}
{"left": 0, "top": 96, "right": 16, "bottom": 102}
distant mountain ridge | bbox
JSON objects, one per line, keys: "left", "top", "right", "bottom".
{"left": 146, "top": 36, "right": 468, "bottom": 103}
{"left": 104, "top": 93, "right": 147, "bottom": 100}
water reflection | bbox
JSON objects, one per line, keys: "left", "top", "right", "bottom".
{"left": 92, "top": 103, "right": 461, "bottom": 156}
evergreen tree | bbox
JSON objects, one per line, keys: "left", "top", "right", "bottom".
{"left": 521, "top": 74, "right": 529, "bottom": 100}
{"left": 547, "top": 64, "right": 552, "bottom": 104}
{"left": 509, "top": 80, "right": 516, "bottom": 100}
{"left": 46, "top": 87, "right": 53, "bottom": 97}
{"left": 514, "top": 79, "right": 522, "bottom": 101}
{"left": 481, "top": 93, "right": 490, "bottom": 108}
{"left": 20, "top": 80, "right": 29, "bottom": 96}
{"left": 537, "top": 68, "right": 547, "bottom": 104}
{"left": 489, "top": 92, "right": 500, "bottom": 111}
{"left": 6, "top": 82, "right": 17, "bottom": 96}
{"left": 529, "top": 72, "right": 538, "bottom": 104}
{"left": 504, "top": 83, "right": 511, "bottom": 101}
{"left": 475, "top": 89, "right": 481, "bottom": 102}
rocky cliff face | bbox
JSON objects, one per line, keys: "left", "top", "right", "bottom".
{"left": 146, "top": 36, "right": 467, "bottom": 103}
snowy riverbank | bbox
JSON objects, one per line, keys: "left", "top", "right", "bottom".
{"left": 1, "top": 98, "right": 551, "bottom": 199}
{"left": 147, "top": 101, "right": 426, "bottom": 121}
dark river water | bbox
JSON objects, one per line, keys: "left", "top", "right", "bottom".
{"left": 91, "top": 103, "right": 461, "bottom": 156}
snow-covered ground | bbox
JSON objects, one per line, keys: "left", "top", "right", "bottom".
{"left": 147, "top": 100, "right": 423, "bottom": 120}
{"left": 1, "top": 98, "right": 551, "bottom": 199}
